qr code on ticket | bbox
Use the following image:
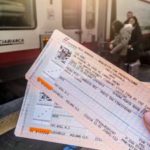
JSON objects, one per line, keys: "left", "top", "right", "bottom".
{"left": 39, "top": 92, "right": 51, "bottom": 102}
{"left": 55, "top": 45, "right": 72, "bottom": 64}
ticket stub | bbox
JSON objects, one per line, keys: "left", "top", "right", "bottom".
{"left": 26, "top": 30, "right": 150, "bottom": 150}
{"left": 15, "top": 84, "right": 110, "bottom": 150}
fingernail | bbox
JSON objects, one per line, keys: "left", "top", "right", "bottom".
{"left": 144, "top": 112, "right": 150, "bottom": 125}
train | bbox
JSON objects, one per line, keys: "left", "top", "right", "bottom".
{"left": 0, "top": 0, "right": 150, "bottom": 73}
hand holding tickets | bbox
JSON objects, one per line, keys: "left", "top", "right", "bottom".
{"left": 144, "top": 112, "right": 150, "bottom": 132}
{"left": 15, "top": 30, "right": 150, "bottom": 150}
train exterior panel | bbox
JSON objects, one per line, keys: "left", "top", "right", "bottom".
{"left": 0, "top": 0, "right": 150, "bottom": 67}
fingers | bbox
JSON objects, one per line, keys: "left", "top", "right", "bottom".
{"left": 143, "top": 112, "right": 150, "bottom": 132}
{"left": 109, "top": 44, "right": 113, "bottom": 50}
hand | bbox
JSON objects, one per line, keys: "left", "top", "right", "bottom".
{"left": 128, "top": 45, "right": 132, "bottom": 49}
{"left": 110, "top": 50, "right": 114, "bottom": 54}
{"left": 109, "top": 44, "right": 113, "bottom": 50}
{"left": 143, "top": 112, "right": 150, "bottom": 132}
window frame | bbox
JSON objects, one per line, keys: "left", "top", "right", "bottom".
{"left": 0, "top": 0, "right": 37, "bottom": 30}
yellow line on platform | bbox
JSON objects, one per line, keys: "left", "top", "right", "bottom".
{"left": 0, "top": 111, "right": 19, "bottom": 135}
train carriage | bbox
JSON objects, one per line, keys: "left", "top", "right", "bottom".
{"left": 0, "top": 0, "right": 150, "bottom": 103}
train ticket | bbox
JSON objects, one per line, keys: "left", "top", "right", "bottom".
{"left": 26, "top": 30, "right": 150, "bottom": 150}
{"left": 15, "top": 84, "right": 110, "bottom": 150}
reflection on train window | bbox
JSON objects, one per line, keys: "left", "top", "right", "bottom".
{"left": 0, "top": 0, "right": 36, "bottom": 29}
{"left": 62, "top": 0, "right": 81, "bottom": 29}
{"left": 86, "top": 0, "right": 95, "bottom": 29}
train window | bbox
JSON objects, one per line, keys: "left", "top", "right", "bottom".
{"left": 86, "top": 0, "right": 95, "bottom": 29}
{"left": 0, "top": 0, "right": 36, "bottom": 30}
{"left": 62, "top": 0, "right": 81, "bottom": 29}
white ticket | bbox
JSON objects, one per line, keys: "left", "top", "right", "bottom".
{"left": 15, "top": 84, "right": 110, "bottom": 150}
{"left": 26, "top": 30, "right": 150, "bottom": 150}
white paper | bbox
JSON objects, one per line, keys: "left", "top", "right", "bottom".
{"left": 15, "top": 84, "right": 110, "bottom": 150}
{"left": 26, "top": 30, "right": 150, "bottom": 150}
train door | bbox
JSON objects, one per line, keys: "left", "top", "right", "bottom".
{"left": 97, "top": 0, "right": 108, "bottom": 42}
{"left": 42, "top": 0, "right": 99, "bottom": 43}
{"left": 61, "top": 0, "right": 82, "bottom": 42}
{"left": 81, "top": 0, "right": 99, "bottom": 43}
{"left": 61, "top": 0, "right": 99, "bottom": 43}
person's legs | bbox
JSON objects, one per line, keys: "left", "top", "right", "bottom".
{"left": 118, "top": 56, "right": 128, "bottom": 72}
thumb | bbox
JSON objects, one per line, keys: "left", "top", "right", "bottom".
{"left": 143, "top": 112, "right": 150, "bottom": 132}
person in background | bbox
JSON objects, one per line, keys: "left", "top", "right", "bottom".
{"left": 109, "top": 20, "right": 133, "bottom": 69}
{"left": 109, "top": 20, "right": 123, "bottom": 66}
{"left": 144, "top": 112, "right": 150, "bottom": 132}
{"left": 127, "top": 16, "right": 142, "bottom": 63}
{"left": 124, "top": 11, "right": 134, "bottom": 24}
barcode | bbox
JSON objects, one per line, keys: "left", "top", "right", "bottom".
{"left": 55, "top": 45, "right": 72, "bottom": 64}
